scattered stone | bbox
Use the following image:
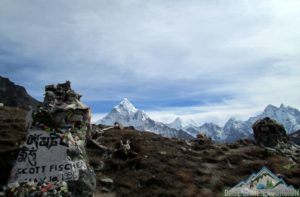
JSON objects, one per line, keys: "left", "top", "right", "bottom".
{"left": 101, "top": 186, "right": 111, "bottom": 192}
{"left": 100, "top": 178, "right": 114, "bottom": 184}
{"left": 114, "top": 122, "right": 124, "bottom": 130}
{"left": 93, "top": 161, "right": 105, "bottom": 172}
{"left": 160, "top": 151, "right": 167, "bottom": 155}
{"left": 185, "top": 140, "right": 192, "bottom": 146}
{"left": 181, "top": 147, "right": 187, "bottom": 152}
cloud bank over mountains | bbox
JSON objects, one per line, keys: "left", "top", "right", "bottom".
{"left": 1, "top": 0, "right": 300, "bottom": 123}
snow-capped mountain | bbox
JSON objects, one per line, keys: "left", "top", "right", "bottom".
{"left": 97, "top": 101, "right": 300, "bottom": 142}
{"left": 222, "top": 118, "right": 252, "bottom": 142}
{"left": 167, "top": 117, "right": 183, "bottom": 130}
{"left": 96, "top": 99, "right": 193, "bottom": 139}
{"left": 166, "top": 104, "right": 300, "bottom": 142}
{"left": 98, "top": 98, "right": 140, "bottom": 126}
{"left": 248, "top": 104, "right": 300, "bottom": 132}
{"left": 198, "top": 123, "right": 223, "bottom": 141}
{"left": 221, "top": 104, "right": 300, "bottom": 142}
{"left": 167, "top": 118, "right": 222, "bottom": 141}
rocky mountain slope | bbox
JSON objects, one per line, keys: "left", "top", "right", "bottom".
{"left": 0, "top": 76, "right": 40, "bottom": 110}
{"left": 97, "top": 98, "right": 193, "bottom": 140}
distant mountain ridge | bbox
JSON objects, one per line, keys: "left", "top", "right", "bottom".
{"left": 0, "top": 76, "right": 40, "bottom": 110}
{"left": 172, "top": 104, "right": 300, "bottom": 142}
{"left": 97, "top": 99, "right": 300, "bottom": 142}
{"left": 97, "top": 98, "right": 193, "bottom": 140}
{"left": 221, "top": 104, "right": 300, "bottom": 142}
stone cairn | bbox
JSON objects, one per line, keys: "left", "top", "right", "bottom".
{"left": 2, "top": 81, "right": 96, "bottom": 197}
{"left": 252, "top": 117, "right": 290, "bottom": 147}
{"left": 252, "top": 117, "right": 300, "bottom": 163}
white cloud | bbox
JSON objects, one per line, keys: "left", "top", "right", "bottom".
{"left": 0, "top": 0, "right": 299, "bottom": 121}
{"left": 146, "top": 101, "right": 263, "bottom": 126}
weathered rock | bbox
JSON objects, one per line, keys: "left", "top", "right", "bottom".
{"left": 195, "top": 133, "right": 212, "bottom": 145}
{"left": 252, "top": 117, "right": 290, "bottom": 147}
{"left": 100, "top": 178, "right": 114, "bottom": 184}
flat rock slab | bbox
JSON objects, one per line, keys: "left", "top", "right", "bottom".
{"left": 9, "top": 129, "right": 87, "bottom": 183}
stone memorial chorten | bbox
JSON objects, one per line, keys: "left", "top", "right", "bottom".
{"left": 6, "top": 81, "right": 96, "bottom": 197}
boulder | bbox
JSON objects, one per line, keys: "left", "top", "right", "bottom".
{"left": 252, "top": 117, "right": 290, "bottom": 147}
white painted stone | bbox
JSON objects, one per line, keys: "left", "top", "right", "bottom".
{"left": 9, "top": 129, "right": 87, "bottom": 183}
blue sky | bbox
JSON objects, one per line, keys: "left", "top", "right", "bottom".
{"left": 1, "top": 0, "right": 300, "bottom": 125}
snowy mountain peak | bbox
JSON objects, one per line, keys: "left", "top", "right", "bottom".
{"left": 97, "top": 99, "right": 193, "bottom": 139}
{"left": 167, "top": 117, "right": 183, "bottom": 130}
{"left": 114, "top": 98, "right": 137, "bottom": 114}
{"left": 134, "top": 110, "right": 149, "bottom": 122}
{"left": 183, "top": 119, "right": 199, "bottom": 128}
{"left": 201, "top": 122, "right": 221, "bottom": 128}
{"left": 264, "top": 104, "right": 277, "bottom": 112}
{"left": 96, "top": 102, "right": 300, "bottom": 142}
{"left": 174, "top": 117, "right": 182, "bottom": 122}
{"left": 226, "top": 117, "right": 238, "bottom": 124}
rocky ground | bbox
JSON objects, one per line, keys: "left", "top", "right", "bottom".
{"left": 1, "top": 106, "right": 300, "bottom": 197}
{"left": 88, "top": 126, "right": 300, "bottom": 197}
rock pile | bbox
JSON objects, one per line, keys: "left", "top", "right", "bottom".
{"left": 195, "top": 133, "right": 212, "bottom": 145}
{"left": 252, "top": 117, "right": 290, "bottom": 147}
{"left": 2, "top": 81, "right": 95, "bottom": 197}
